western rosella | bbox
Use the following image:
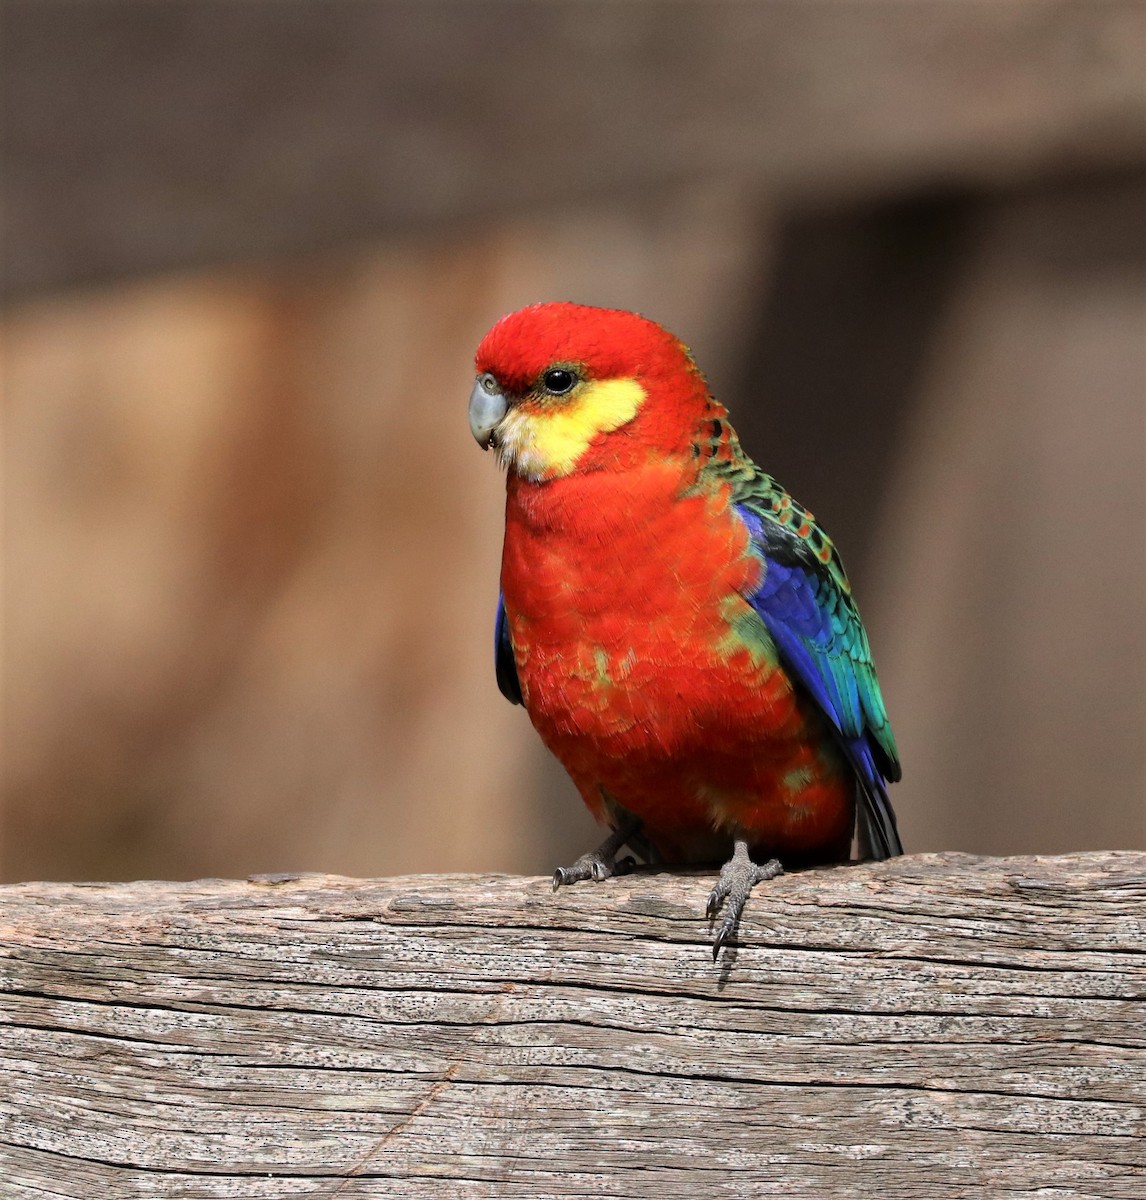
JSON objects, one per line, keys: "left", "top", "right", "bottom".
{"left": 468, "top": 302, "right": 902, "bottom": 956}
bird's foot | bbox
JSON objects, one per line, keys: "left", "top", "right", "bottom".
{"left": 552, "top": 850, "right": 636, "bottom": 890}
{"left": 552, "top": 819, "right": 640, "bottom": 891}
{"left": 706, "top": 839, "right": 783, "bottom": 959}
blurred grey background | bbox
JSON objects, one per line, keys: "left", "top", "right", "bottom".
{"left": 2, "top": 0, "right": 1144, "bottom": 883}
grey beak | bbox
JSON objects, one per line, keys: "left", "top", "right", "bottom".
{"left": 468, "top": 373, "right": 509, "bottom": 449}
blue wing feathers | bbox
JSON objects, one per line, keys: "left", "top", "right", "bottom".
{"left": 847, "top": 736, "right": 902, "bottom": 859}
{"left": 736, "top": 503, "right": 903, "bottom": 860}
{"left": 765, "top": 616, "right": 839, "bottom": 722}
{"left": 494, "top": 593, "right": 523, "bottom": 706}
{"left": 754, "top": 555, "right": 860, "bottom": 736}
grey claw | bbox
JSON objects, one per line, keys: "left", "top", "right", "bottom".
{"left": 710, "top": 906, "right": 739, "bottom": 958}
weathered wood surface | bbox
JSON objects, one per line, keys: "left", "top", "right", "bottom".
{"left": 1, "top": 852, "right": 1144, "bottom": 1198}
{"left": 5, "top": 0, "right": 1145, "bottom": 296}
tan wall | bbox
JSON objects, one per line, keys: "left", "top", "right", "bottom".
{"left": 3, "top": 182, "right": 1143, "bottom": 882}
{"left": 869, "top": 184, "right": 1146, "bottom": 853}
{"left": 2, "top": 190, "right": 768, "bottom": 881}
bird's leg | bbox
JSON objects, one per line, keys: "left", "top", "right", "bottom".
{"left": 706, "top": 839, "right": 784, "bottom": 958}
{"left": 552, "top": 812, "right": 643, "bottom": 891}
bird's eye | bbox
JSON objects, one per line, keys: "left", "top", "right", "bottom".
{"left": 541, "top": 368, "right": 577, "bottom": 396}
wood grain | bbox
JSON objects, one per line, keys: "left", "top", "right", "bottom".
{"left": 2, "top": 853, "right": 1144, "bottom": 1197}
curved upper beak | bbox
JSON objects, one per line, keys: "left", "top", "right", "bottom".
{"left": 468, "top": 374, "right": 509, "bottom": 450}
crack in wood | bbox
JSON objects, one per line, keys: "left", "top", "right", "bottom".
{"left": 324, "top": 984, "right": 517, "bottom": 1196}
{"left": 2, "top": 856, "right": 1145, "bottom": 1197}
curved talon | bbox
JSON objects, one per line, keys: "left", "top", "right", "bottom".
{"left": 705, "top": 879, "right": 729, "bottom": 920}
{"left": 710, "top": 898, "right": 742, "bottom": 960}
{"left": 712, "top": 918, "right": 737, "bottom": 960}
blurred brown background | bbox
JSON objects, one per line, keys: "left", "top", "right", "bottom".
{"left": 2, "top": 0, "right": 1144, "bottom": 883}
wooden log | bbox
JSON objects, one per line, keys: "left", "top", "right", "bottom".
{"left": 2, "top": 852, "right": 1144, "bottom": 1197}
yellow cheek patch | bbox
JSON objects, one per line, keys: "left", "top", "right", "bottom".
{"left": 498, "top": 378, "right": 645, "bottom": 479}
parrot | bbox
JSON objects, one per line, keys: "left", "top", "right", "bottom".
{"left": 468, "top": 302, "right": 902, "bottom": 957}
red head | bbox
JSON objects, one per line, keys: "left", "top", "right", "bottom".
{"left": 469, "top": 303, "right": 712, "bottom": 480}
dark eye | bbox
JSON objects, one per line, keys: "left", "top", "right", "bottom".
{"left": 542, "top": 368, "right": 577, "bottom": 396}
